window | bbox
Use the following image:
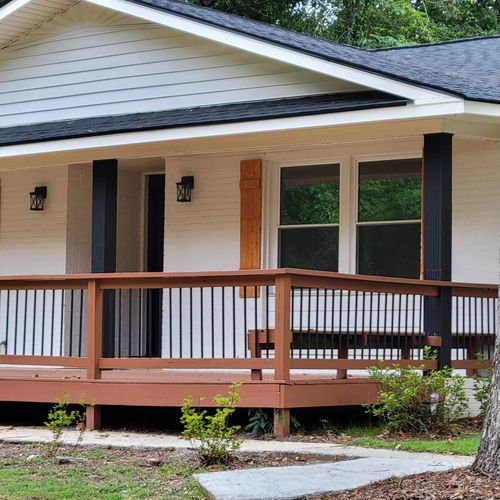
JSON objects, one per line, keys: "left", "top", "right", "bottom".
{"left": 279, "top": 164, "right": 340, "bottom": 272}
{"left": 357, "top": 158, "right": 421, "bottom": 278}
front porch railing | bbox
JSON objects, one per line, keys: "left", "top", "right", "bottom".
{"left": 0, "top": 270, "right": 496, "bottom": 379}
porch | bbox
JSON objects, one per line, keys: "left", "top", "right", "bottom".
{"left": 0, "top": 269, "right": 495, "bottom": 436}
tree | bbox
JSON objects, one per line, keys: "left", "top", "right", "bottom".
{"left": 188, "top": 0, "right": 500, "bottom": 48}
{"left": 472, "top": 280, "right": 500, "bottom": 475}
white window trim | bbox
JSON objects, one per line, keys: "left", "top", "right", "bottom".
{"left": 352, "top": 152, "right": 422, "bottom": 274}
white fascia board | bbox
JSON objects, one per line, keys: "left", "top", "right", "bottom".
{"left": 0, "top": 100, "right": 465, "bottom": 159}
{"left": 0, "top": 0, "right": 32, "bottom": 20}
{"left": 464, "top": 101, "right": 500, "bottom": 118}
{"left": 83, "top": 0, "right": 458, "bottom": 105}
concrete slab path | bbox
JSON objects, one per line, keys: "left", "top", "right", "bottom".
{"left": 0, "top": 426, "right": 474, "bottom": 499}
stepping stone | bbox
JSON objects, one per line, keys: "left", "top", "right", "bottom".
{"left": 194, "top": 456, "right": 465, "bottom": 500}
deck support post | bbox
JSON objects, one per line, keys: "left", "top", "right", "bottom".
{"left": 85, "top": 405, "right": 102, "bottom": 431}
{"left": 92, "top": 159, "right": 118, "bottom": 358}
{"left": 274, "top": 409, "right": 290, "bottom": 437}
{"left": 423, "top": 133, "right": 453, "bottom": 370}
{"left": 274, "top": 274, "right": 292, "bottom": 381}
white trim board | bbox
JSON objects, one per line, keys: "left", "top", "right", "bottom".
{"left": 0, "top": 100, "right": 467, "bottom": 159}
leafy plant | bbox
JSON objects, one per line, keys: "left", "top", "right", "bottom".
{"left": 366, "top": 364, "right": 468, "bottom": 435}
{"left": 473, "top": 353, "right": 492, "bottom": 417}
{"left": 180, "top": 382, "right": 243, "bottom": 465}
{"left": 44, "top": 392, "right": 86, "bottom": 455}
{"left": 246, "top": 408, "right": 273, "bottom": 435}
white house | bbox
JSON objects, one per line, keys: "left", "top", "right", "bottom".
{"left": 0, "top": 0, "right": 498, "bottom": 434}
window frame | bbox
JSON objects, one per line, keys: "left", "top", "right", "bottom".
{"left": 353, "top": 155, "right": 423, "bottom": 277}
{"left": 278, "top": 162, "right": 342, "bottom": 271}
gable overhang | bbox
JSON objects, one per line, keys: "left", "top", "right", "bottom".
{"left": 1, "top": 0, "right": 460, "bottom": 105}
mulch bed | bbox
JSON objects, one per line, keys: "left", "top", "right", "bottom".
{"left": 314, "top": 468, "right": 500, "bottom": 499}
{"left": 0, "top": 441, "right": 346, "bottom": 470}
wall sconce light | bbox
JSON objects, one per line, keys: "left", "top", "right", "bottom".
{"left": 176, "top": 176, "right": 194, "bottom": 202}
{"left": 29, "top": 186, "right": 47, "bottom": 211}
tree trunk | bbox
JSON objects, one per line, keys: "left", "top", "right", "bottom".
{"left": 472, "top": 281, "right": 500, "bottom": 475}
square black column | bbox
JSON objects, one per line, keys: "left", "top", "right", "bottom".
{"left": 92, "top": 159, "right": 118, "bottom": 357}
{"left": 423, "top": 133, "right": 453, "bottom": 368}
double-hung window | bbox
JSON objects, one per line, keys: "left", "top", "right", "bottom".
{"left": 279, "top": 164, "right": 340, "bottom": 272}
{"left": 356, "top": 158, "right": 422, "bottom": 278}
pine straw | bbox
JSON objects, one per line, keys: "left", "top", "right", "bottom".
{"left": 316, "top": 468, "right": 500, "bottom": 499}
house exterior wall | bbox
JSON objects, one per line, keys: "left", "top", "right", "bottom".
{"left": 0, "top": 2, "right": 360, "bottom": 128}
{"left": 0, "top": 164, "right": 68, "bottom": 275}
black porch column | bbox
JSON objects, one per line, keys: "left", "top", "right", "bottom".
{"left": 423, "top": 133, "right": 453, "bottom": 369}
{"left": 92, "top": 159, "right": 118, "bottom": 357}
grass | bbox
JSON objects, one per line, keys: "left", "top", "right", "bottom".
{"left": 339, "top": 425, "right": 480, "bottom": 456}
{"left": 0, "top": 446, "right": 207, "bottom": 500}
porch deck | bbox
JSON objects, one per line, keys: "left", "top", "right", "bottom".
{"left": 0, "top": 269, "right": 495, "bottom": 436}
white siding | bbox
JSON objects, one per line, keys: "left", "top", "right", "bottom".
{"left": 0, "top": 2, "right": 361, "bottom": 128}
{"left": 453, "top": 139, "right": 500, "bottom": 284}
{"left": 0, "top": 165, "right": 68, "bottom": 274}
{"left": 164, "top": 156, "right": 241, "bottom": 272}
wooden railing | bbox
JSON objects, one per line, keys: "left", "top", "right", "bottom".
{"left": 0, "top": 270, "right": 496, "bottom": 380}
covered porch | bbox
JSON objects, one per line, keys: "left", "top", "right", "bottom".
{"left": 0, "top": 119, "right": 498, "bottom": 436}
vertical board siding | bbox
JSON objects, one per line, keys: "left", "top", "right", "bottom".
{"left": 0, "top": 2, "right": 360, "bottom": 127}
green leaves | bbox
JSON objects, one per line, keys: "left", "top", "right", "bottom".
{"left": 367, "top": 364, "right": 468, "bottom": 434}
{"left": 180, "top": 382, "right": 243, "bottom": 465}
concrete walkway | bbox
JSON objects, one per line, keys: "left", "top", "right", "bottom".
{"left": 0, "top": 426, "right": 474, "bottom": 499}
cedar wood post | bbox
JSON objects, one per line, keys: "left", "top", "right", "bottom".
{"left": 423, "top": 133, "right": 453, "bottom": 370}
{"left": 86, "top": 279, "right": 103, "bottom": 429}
{"left": 274, "top": 273, "right": 291, "bottom": 436}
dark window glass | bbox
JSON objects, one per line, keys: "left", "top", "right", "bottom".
{"left": 280, "top": 227, "right": 339, "bottom": 272}
{"left": 281, "top": 164, "right": 340, "bottom": 225}
{"left": 358, "top": 158, "right": 421, "bottom": 222}
{"left": 357, "top": 223, "right": 421, "bottom": 278}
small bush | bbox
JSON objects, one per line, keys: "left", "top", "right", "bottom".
{"left": 472, "top": 354, "right": 492, "bottom": 417}
{"left": 180, "top": 382, "right": 243, "bottom": 465}
{"left": 246, "top": 408, "right": 273, "bottom": 435}
{"left": 45, "top": 392, "right": 86, "bottom": 455}
{"left": 367, "top": 364, "right": 468, "bottom": 435}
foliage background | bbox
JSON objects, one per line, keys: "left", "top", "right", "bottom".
{"left": 189, "top": 0, "right": 500, "bottom": 48}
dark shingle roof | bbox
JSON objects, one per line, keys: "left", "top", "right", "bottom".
{"left": 132, "top": 0, "right": 500, "bottom": 103}
{"left": 0, "top": 91, "right": 407, "bottom": 146}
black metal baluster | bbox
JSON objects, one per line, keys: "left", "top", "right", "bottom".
{"left": 243, "top": 286, "right": 247, "bottom": 358}
{"left": 118, "top": 289, "right": 122, "bottom": 358}
{"left": 59, "top": 290, "right": 64, "bottom": 356}
{"left": 50, "top": 290, "right": 55, "bottom": 356}
{"left": 265, "top": 285, "right": 270, "bottom": 359}
{"left": 323, "top": 287, "right": 327, "bottom": 359}
{"left": 346, "top": 291, "right": 351, "bottom": 359}
{"left": 200, "top": 287, "right": 205, "bottom": 358}
{"left": 299, "top": 288, "right": 303, "bottom": 359}
{"left": 78, "top": 289, "right": 84, "bottom": 357}
{"left": 389, "top": 294, "right": 395, "bottom": 360}
{"left": 375, "top": 292, "right": 380, "bottom": 359}
{"left": 307, "top": 288, "right": 311, "bottom": 358}
{"left": 410, "top": 294, "right": 416, "bottom": 359}
{"left": 361, "top": 291, "right": 366, "bottom": 360}
{"left": 368, "top": 292, "right": 373, "bottom": 359}
{"left": 339, "top": 290, "right": 344, "bottom": 361}
{"left": 128, "top": 289, "right": 132, "bottom": 357}
{"left": 14, "top": 290, "right": 19, "bottom": 354}
{"left": 315, "top": 288, "right": 319, "bottom": 359}
{"left": 138, "top": 289, "right": 142, "bottom": 357}
{"left": 254, "top": 287, "right": 258, "bottom": 361}
{"left": 22, "top": 290, "right": 28, "bottom": 356}
{"left": 291, "top": 286, "right": 295, "bottom": 360}
{"left": 353, "top": 291, "right": 358, "bottom": 360}
{"left": 211, "top": 287, "right": 215, "bottom": 358}
{"left": 32, "top": 291, "right": 37, "bottom": 355}
{"left": 232, "top": 287, "right": 236, "bottom": 358}
{"left": 221, "top": 287, "right": 225, "bottom": 358}
{"left": 69, "top": 290, "right": 74, "bottom": 356}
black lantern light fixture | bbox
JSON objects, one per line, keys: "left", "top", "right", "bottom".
{"left": 29, "top": 186, "right": 47, "bottom": 211}
{"left": 176, "top": 176, "right": 194, "bottom": 202}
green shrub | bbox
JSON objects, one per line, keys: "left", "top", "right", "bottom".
{"left": 472, "top": 354, "right": 492, "bottom": 416}
{"left": 246, "top": 408, "right": 273, "bottom": 435}
{"left": 180, "top": 382, "right": 243, "bottom": 465}
{"left": 45, "top": 392, "right": 86, "bottom": 455}
{"left": 367, "top": 364, "right": 468, "bottom": 435}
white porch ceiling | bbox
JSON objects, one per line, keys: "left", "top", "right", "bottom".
{"left": 0, "top": 0, "right": 78, "bottom": 49}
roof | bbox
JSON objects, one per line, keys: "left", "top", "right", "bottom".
{"left": 131, "top": 0, "right": 500, "bottom": 104}
{"left": 0, "top": 91, "right": 407, "bottom": 146}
